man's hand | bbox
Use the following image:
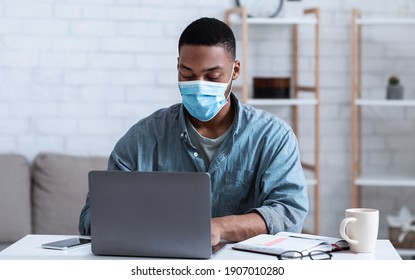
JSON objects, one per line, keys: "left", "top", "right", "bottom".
{"left": 210, "top": 213, "right": 268, "bottom": 246}
{"left": 211, "top": 218, "right": 223, "bottom": 246}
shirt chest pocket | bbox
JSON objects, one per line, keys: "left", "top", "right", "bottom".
{"left": 222, "top": 170, "right": 256, "bottom": 214}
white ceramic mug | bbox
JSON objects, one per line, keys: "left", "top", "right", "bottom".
{"left": 339, "top": 208, "right": 379, "bottom": 253}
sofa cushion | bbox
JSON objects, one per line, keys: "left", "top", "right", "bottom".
{"left": 0, "top": 154, "right": 32, "bottom": 244}
{"left": 32, "top": 153, "right": 107, "bottom": 235}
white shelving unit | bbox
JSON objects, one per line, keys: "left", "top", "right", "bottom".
{"left": 351, "top": 9, "right": 415, "bottom": 207}
{"left": 355, "top": 174, "right": 415, "bottom": 188}
{"left": 247, "top": 99, "right": 318, "bottom": 106}
{"left": 351, "top": 9, "right": 415, "bottom": 255}
{"left": 356, "top": 18, "right": 415, "bottom": 25}
{"left": 225, "top": 7, "right": 321, "bottom": 235}
{"left": 305, "top": 178, "right": 318, "bottom": 187}
{"left": 355, "top": 99, "right": 415, "bottom": 107}
{"left": 229, "top": 16, "right": 317, "bottom": 25}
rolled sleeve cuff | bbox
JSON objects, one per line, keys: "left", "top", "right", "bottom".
{"left": 247, "top": 206, "right": 303, "bottom": 234}
{"left": 247, "top": 206, "right": 284, "bottom": 235}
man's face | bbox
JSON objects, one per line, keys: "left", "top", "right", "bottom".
{"left": 177, "top": 45, "right": 239, "bottom": 86}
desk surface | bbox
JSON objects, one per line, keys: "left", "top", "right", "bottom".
{"left": 0, "top": 234, "right": 402, "bottom": 260}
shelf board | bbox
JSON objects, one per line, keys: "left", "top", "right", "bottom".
{"left": 356, "top": 18, "right": 415, "bottom": 25}
{"left": 306, "top": 178, "right": 317, "bottom": 187}
{"left": 355, "top": 174, "right": 415, "bottom": 187}
{"left": 247, "top": 98, "right": 318, "bottom": 106}
{"left": 355, "top": 99, "right": 415, "bottom": 107}
{"left": 230, "top": 17, "right": 317, "bottom": 25}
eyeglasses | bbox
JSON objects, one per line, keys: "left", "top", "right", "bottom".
{"left": 277, "top": 250, "right": 332, "bottom": 260}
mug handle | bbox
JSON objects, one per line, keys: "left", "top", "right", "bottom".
{"left": 339, "top": 217, "right": 359, "bottom": 245}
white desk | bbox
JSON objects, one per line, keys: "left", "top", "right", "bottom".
{"left": 0, "top": 234, "right": 402, "bottom": 260}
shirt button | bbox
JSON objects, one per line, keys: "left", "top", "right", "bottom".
{"left": 193, "top": 152, "right": 198, "bottom": 157}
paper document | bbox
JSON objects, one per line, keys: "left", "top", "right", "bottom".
{"left": 233, "top": 232, "right": 349, "bottom": 256}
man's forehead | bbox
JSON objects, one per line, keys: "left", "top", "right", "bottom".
{"left": 179, "top": 44, "right": 232, "bottom": 63}
{"left": 178, "top": 63, "right": 224, "bottom": 73}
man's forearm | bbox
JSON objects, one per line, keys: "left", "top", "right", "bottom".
{"left": 212, "top": 212, "right": 268, "bottom": 244}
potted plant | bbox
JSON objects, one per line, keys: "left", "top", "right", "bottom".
{"left": 386, "top": 76, "right": 404, "bottom": 100}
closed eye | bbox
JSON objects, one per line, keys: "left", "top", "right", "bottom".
{"left": 208, "top": 77, "right": 220, "bottom": 81}
{"left": 179, "top": 71, "right": 194, "bottom": 79}
{"left": 207, "top": 73, "right": 222, "bottom": 81}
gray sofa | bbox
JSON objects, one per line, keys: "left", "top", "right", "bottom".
{"left": 0, "top": 153, "right": 107, "bottom": 251}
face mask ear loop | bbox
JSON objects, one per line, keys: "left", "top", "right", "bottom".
{"left": 225, "top": 62, "right": 235, "bottom": 101}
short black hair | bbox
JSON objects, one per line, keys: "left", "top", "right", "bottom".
{"left": 178, "top": 17, "right": 236, "bottom": 60}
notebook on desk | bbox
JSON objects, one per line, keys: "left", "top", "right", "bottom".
{"left": 233, "top": 231, "right": 349, "bottom": 256}
{"left": 89, "top": 170, "right": 212, "bottom": 259}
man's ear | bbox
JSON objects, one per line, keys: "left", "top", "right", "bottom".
{"left": 177, "top": 57, "right": 179, "bottom": 71}
{"left": 232, "top": 60, "right": 241, "bottom": 80}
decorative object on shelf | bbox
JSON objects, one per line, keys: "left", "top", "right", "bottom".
{"left": 386, "top": 76, "right": 404, "bottom": 100}
{"left": 283, "top": 0, "right": 303, "bottom": 18}
{"left": 253, "top": 77, "right": 290, "bottom": 99}
{"left": 387, "top": 207, "right": 415, "bottom": 249}
{"left": 236, "top": 0, "right": 283, "bottom": 18}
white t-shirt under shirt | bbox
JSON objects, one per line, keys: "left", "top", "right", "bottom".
{"left": 185, "top": 116, "right": 232, "bottom": 168}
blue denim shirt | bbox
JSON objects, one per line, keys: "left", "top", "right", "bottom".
{"left": 79, "top": 94, "right": 308, "bottom": 236}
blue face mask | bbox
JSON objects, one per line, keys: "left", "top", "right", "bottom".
{"left": 178, "top": 69, "right": 233, "bottom": 122}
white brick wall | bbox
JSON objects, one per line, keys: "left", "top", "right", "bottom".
{"left": 1, "top": 0, "right": 415, "bottom": 238}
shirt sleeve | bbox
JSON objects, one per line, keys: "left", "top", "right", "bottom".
{"left": 78, "top": 128, "right": 137, "bottom": 235}
{"left": 247, "top": 128, "right": 309, "bottom": 234}
{"left": 107, "top": 126, "right": 138, "bottom": 171}
{"left": 78, "top": 193, "right": 91, "bottom": 236}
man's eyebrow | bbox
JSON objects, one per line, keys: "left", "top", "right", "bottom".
{"left": 203, "top": 65, "right": 223, "bottom": 72}
{"left": 179, "top": 64, "right": 193, "bottom": 71}
{"left": 179, "top": 63, "right": 223, "bottom": 72}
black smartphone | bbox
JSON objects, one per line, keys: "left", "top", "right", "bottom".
{"left": 41, "top": 238, "right": 91, "bottom": 250}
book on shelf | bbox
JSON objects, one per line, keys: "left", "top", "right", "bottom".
{"left": 232, "top": 232, "right": 349, "bottom": 256}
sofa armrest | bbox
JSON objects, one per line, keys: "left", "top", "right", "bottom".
{"left": 0, "top": 154, "right": 31, "bottom": 244}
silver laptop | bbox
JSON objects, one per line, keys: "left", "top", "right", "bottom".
{"left": 89, "top": 170, "right": 212, "bottom": 259}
